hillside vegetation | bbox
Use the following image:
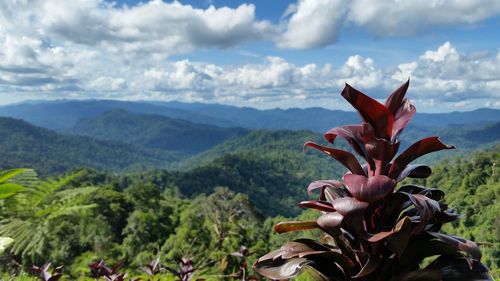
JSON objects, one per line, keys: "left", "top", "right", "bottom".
{"left": 0, "top": 117, "right": 183, "bottom": 175}
{"left": 0, "top": 145, "right": 497, "bottom": 279}
{"left": 69, "top": 109, "right": 249, "bottom": 154}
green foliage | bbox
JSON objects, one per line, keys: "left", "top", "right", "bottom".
{"left": 0, "top": 117, "right": 182, "bottom": 176}
{"left": 0, "top": 144, "right": 497, "bottom": 280}
{"left": 0, "top": 168, "right": 29, "bottom": 199}
{"left": 70, "top": 109, "right": 249, "bottom": 154}
{"left": 410, "top": 145, "right": 499, "bottom": 278}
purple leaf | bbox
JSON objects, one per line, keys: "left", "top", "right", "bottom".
{"left": 324, "top": 125, "right": 374, "bottom": 167}
{"left": 397, "top": 165, "right": 432, "bottom": 182}
{"left": 304, "top": 141, "right": 365, "bottom": 175}
{"left": 428, "top": 232, "right": 482, "bottom": 261}
{"left": 397, "top": 185, "right": 444, "bottom": 201}
{"left": 307, "top": 180, "right": 342, "bottom": 196}
{"left": 317, "top": 212, "right": 343, "bottom": 231}
{"left": 427, "top": 256, "right": 493, "bottom": 281}
{"left": 341, "top": 83, "right": 394, "bottom": 140}
{"left": 385, "top": 79, "right": 410, "bottom": 115}
{"left": 331, "top": 197, "right": 369, "bottom": 217}
{"left": 254, "top": 257, "right": 310, "bottom": 280}
{"left": 343, "top": 174, "right": 396, "bottom": 203}
{"left": 392, "top": 99, "right": 416, "bottom": 141}
{"left": 299, "top": 200, "right": 336, "bottom": 212}
{"left": 389, "top": 137, "right": 455, "bottom": 179}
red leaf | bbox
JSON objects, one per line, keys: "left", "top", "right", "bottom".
{"left": 389, "top": 137, "right": 454, "bottom": 178}
{"left": 307, "top": 180, "right": 342, "bottom": 196}
{"left": 323, "top": 185, "right": 349, "bottom": 202}
{"left": 403, "top": 193, "right": 442, "bottom": 233}
{"left": 323, "top": 125, "right": 374, "bottom": 167}
{"left": 331, "top": 197, "right": 369, "bottom": 217}
{"left": 392, "top": 99, "right": 416, "bottom": 141}
{"left": 304, "top": 141, "right": 365, "bottom": 175}
{"left": 343, "top": 174, "right": 396, "bottom": 203}
{"left": 341, "top": 83, "right": 394, "bottom": 140}
{"left": 368, "top": 216, "right": 412, "bottom": 243}
{"left": 317, "top": 212, "right": 344, "bottom": 230}
{"left": 397, "top": 165, "right": 432, "bottom": 182}
{"left": 385, "top": 79, "right": 410, "bottom": 115}
{"left": 428, "top": 232, "right": 482, "bottom": 261}
{"left": 299, "top": 200, "right": 336, "bottom": 212}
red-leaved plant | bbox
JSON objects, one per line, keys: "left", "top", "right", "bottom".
{"left": 254, "top": 81, "right": 492, "bottom": 280}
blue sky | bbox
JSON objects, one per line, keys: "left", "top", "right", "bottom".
{"left": 0, "top": 0, "right": 499, "bottom": 112}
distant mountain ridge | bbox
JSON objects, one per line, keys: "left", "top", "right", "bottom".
{"left": 0, "top": 117, "right": 183, "bottom": 175}
{"left": 69, "top": 109, "right": 249, "bottom": 154}
{"left": 0, "top": 100, "right": 498, "bottom": 132}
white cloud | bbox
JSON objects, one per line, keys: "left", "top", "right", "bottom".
{"left": 0, "top": 0, "right": 499, "bottom": 111}
{"left": 348, "top": 0, "right": 500, "bottom": 36}
{"left": 278, "top": 0, "right": 346, "bottom": 49}
{"left": 404, "top": 42, "right": 500, "bottom": 102}
{"left": 278, "top": 0, "right": 500, "bottom": 48}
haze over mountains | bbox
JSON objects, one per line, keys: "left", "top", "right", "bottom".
{"left": 0, "top": 100, "right": 498, "bottom": 176}
{"left": 1, "top": 100, "right": 498, "bottom": 132}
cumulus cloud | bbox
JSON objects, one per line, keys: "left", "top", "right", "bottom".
{"left": 390, "top": 42, "right": 500, "bottom": 105}
{"left": 278, "top": 0, "right": 346, "bottom": 49}
{"left": 348, "top": 0, "right": 500, "bottom": 36}
{"left": 0, "top": 0, "right": 499, "bottom": 110}
{"left": 278, "top": 0, "right": 500, "bottom": 48}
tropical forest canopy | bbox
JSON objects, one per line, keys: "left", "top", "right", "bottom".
{"left": 0, "top": 100, "right": 498, "bottom": 280}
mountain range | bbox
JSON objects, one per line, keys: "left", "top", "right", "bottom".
{"left": 1, "top": 100, "right": 498, "bottom": 132}
{"left": 0, "top": 99, "right": 498, "bottom": 176}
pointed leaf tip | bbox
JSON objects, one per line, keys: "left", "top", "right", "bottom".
{"left": 385, "top": 80, "right": 410, "bottom": 115}
{"left": 341, "top": 84, "right": 394, "bottom": 140}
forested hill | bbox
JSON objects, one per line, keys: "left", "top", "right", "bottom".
{"left": 0, "top": 117, "right": 183, "bottom": 175}
{"left": 0, "top": 143, "right": 497, "bottom": 279}
{"left": 69, "top": 109, "right": 249, "bottom": 154}
{"left": 408, "top": 145, "right": 499, "bottom": 276}
{"left": 1, "top": 100, "right": 498, "bottom": 132}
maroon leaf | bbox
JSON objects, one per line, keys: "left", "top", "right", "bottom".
{"left": 368, "top": 217, "right": 411, "bottom": 243}
{"left": 331, "top": 197, "right": 369, "bottom": 217}
{"left": 389, "top": 137, "right": 455, "bottom": 178}
{"left": 396, "top": 165, "right": 432, "bottom": 182}
{"left": 324, "top": 125, "right": 374, "bottom": 167}
{"left": 369, "top": 216, "right": 413, "bottom": 255}
{"left": 304, "top": 141, "right": 365, "bottom": 175}
{"left": 385, "top": 79, "right": 410, "bottom": 115}
{"left": 341, "top": 83, "right": 394, "bottom": 140}
{"left": 317, "top": 212, "right": 344, "bottom": 231}
{"left": 343, "top": 174, "right": 396, "bottom": 203}
{"left": 259, "top": 239, "right": 332, "bottom": 261}
{"left": 299, "top": 200, "right": 336, "bottom": 212}
{"left": 323, "top": 185, "right": 349, "bottom": 202}
{"left": 253, "top": 257, "right": 310, "bottom": 280}
{"left": 397, "top": 185, "right": 444, "bottom": 201}
{"left": 307, "top": 180, "right": 342, "bottom": 196}
{"left": 426, "top": 256, "right": 493, "bottom": 281}
{"left": 392, "top": 99, "right": 416, "bottom": 141}
{"left": 254, "top": 239, "right": 354, "bottom": 280}
{"left": 274, "top": 220, "right": 320, "bottom": 234}
{"left": 402, "top": 193, "right": 442, "bottom": 233}
{"left": 353, "top": 256, "right": 381, "bottom": 278}
{"left": 428, "top": 232, "right": 482, "bottom": 261}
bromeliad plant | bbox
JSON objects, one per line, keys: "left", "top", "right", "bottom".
{"left": 254, "top": 81, "right": 493, "bottom": 280}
